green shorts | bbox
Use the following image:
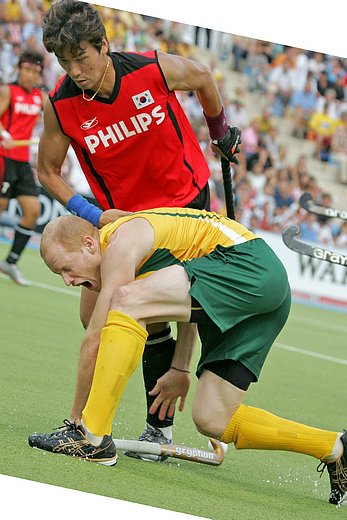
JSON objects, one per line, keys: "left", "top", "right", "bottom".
{"left": 182, "top": 238, "right": 291, "bottom": 380}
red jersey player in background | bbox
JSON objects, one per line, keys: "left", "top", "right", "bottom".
{"left": 0, "top": 50, "right": 47, "bottom": 286}
{"left": 38, "top": 0, "right": 241, "bottom": 460}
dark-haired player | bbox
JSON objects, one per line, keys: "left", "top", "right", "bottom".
{"left": 0, "top": 51, "right": 47, "bottom": 285}
{"left": 38, "top": 0, "right": 241, "bottom": 457}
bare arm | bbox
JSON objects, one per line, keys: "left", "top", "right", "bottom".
{"left": 37, "top": 99, "right": 75, "bottom": 204}
{"left": 41, "top": 90, "right": 49, "bottom": 108}
{"left": 148, "top": 322, "right": 197, "bottom": 420}
{"left": 37, "top": 99, "right": 123, "bottom": 228}
{"left": 0, "top": 85, "right": 11, "bottom": 120}
{"left": 70, "top": 218, "right": 154, "bottom": 421}
{"left": 157, "top": 51, "right": 223, "bottom": 117}
{"left": 0, "top": 85, "right": 13, "bottom": 149}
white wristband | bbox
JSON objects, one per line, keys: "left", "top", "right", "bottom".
{"left": 1, "top": 129, "right": 11, "bottom": 140}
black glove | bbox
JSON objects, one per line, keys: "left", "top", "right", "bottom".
{"left": 211, "top": 126, "right": 241, "bottom": 164}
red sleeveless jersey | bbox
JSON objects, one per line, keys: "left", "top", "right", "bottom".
{"left": 0, "top": 83, "right": 43, "bottom": 162}
{"left": 49, "top": 51, "right": 210, "bottom": 211}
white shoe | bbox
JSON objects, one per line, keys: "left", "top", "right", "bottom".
{"left": 0, "top": 260, "right": 31, "bottom": 286}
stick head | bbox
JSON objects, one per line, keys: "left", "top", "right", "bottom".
{"left": 282, "top": 224, "right": 301, "bottom": 247}
{"left": 299, "top": 192, "right": 313, "bottom": 211}
{"left": 208, "top": 438, "right": 226, "bottom": 465}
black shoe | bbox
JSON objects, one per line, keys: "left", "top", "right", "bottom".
{"left": 28, "top": 419, "right": 118, "bottom": 466}
{"left": 317, "top": 430, "right": 347, "bottom": 506}
{"left": 124, "top": 425, "right": 172, "bottom": 462}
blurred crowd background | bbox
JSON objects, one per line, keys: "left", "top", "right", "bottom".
{"left": 0, "top": 0, "right": 346, "bottom": 249}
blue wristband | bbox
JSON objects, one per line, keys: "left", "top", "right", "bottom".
{"left": 66, "top": 194, "right": 102, "bottom": 227}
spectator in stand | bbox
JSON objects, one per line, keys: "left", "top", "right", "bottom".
{"left": 247, "top": 160, "right": 267, "bottom": 195}
{"left": 270, "top": 46, "right": 295, "bottom": 69}
{"left": 262, "top": 125, "right": 281, "bottom": 164}
{"left": 299, "top": 212, "right": 320, "bottom": 243}
{"left": 274, "top": 178, "right": 295, "bottom": 210}
{"left": 208, "top": 177, "right": 224, "bottom": 214}
{"left": 260, "top": 41, "right": 273, "bottom": 65}
{"left": 267, "top": 57, "right": 297, "bottom": 116}
{"left": 230, "top": 35, "right": 248, "bottom": 72}
{"left": 290, "top": 154, "right": 310, "bottom": 187}
{"left": 331, "top": 110, "right": 347, "bottom": 183}
{"left": 273, "top": 143, "right": 289, "bottom": 171}
{"left": 316, "top": 88, "right": 340, "bottom": 121}
{"left": 195, "top": 125, "right": 211, "bottom": 154}
{"left": 235, "top": 178, "right": 254, "bottom": 228}
{"left": 224, "top": 97, "right": 249, "bottom": 130}
{"left": 316, "top": 71, "right": 334, "bottom": 97}
{"left": 255, "top": 106, "right": 276, "bottom": 137}
{"left": 334, "top": 74, "right": 346, "bottom": 103}
{"left": 0, "top": 34, "right": 22, "bottom": 83}
{"left": 289, "top": 79, "right": 317, "bottom": 138}
{"left": 254, "top": 178, "right": 276, "bottom": 230}
{"left": 335, "top": 221, "right": 347, "bottom": 249}
{"left": 307, "top": 175, "right": 322, "bottom": 201}
{"left": 256, "top": 144, "right": 273, "bottom": 171}
{"left": 22, "top": 6, "right": 44, "bottom": 45}
{"left": 175, "top": 90, "right": 204, "bottom": 134}
{"left": 209, "top": 58, "right": 224, "bottom": 86}
{"left": 292, "top": 48, "right": 310, "bottom": 92}
{"left": 3, "top": 0, "right": 22, "bottom": 24}
{"left": 313, "top": 192, "right": 336, "bottom": 247}
{"left": 308, "top": 52, "right": 326, "bottom": 80}
{"left": 317, "top": 220, "right": 335, "bottom": 247}
{"left": 244, "top": 40, "right": 269, "bottom": 93}
{"left": 326, "top": 57, "right": 345, "bottom": 85}
{"left": 177, "top": 34, "right": 197, "bottom": 60}
{"left": 308, "top": 100, "right": 340, "bottom": 161}
{"left": 241, "top": 118, "right": 261, "bottom": 170}
{"left": 21, "top": 0, "right": 38, "bottom": 25}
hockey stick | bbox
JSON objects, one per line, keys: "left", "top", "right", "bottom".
{"left": 10, "top": 138, "right": 40, "bottom": 147}
{"left": 221, "top": 157, "right": 235, "bottom": 219}
{"left": 282, "top": 225, "right": 347, "bottom": 266}
{"left": 113, "top": 437, "right": 225, "bottom": 466}
{"left": 299, "top": 192, "right": 347, "bottom": 220}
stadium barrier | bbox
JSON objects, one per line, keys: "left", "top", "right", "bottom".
{"left": 258, "top": 230, "right": 347, "bottom": 312}
{"left": 1, "top": 191, "right": 346, "bottom": 311}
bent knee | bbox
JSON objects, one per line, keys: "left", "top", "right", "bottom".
{"left": 192, "top": 406, "right": 227, "bottom": 439}
{"left": 111, "top": 284, "right": 140, "bottom": 316}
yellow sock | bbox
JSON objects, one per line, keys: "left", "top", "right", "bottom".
{"left": 220, "top": 404, "right": 339, "bottom": 460}
{"left": 82, "top": 310, "right": 148, "bottom": 437}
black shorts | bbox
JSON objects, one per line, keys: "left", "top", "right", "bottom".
{"left": 0, "top": 157, "right": 39, "bottom": 199}
{"left": 185, "top": 182, "right": 210, "bottom": 211}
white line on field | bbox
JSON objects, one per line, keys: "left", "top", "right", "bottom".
{"left": 290, "top": 315, "right": 347, "bottom": 334}
{"left": 275, "top": 343, "right": 347, "bottom": 366}
{"left": 2, "top": 273, "right": 346, "bottom": 365}
{"left": 30, "top": 280, "right": 81, "bottom": 297}
{"left": 0, "top": 273, "right": 80, "bottom": 297}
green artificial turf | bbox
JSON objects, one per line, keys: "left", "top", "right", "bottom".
{"left": 0, "top": 242, "right": 346, "bottom": 519}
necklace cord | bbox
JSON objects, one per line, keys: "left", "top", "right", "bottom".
{"left": 82, "top": 57, "right": 110, "bottom": 102}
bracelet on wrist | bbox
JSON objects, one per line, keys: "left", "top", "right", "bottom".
{"left": 66, "top": 194, "right": 102, "bottom": 227}
{"left": 170, "top": 366, "right": 190, "bottom": 374}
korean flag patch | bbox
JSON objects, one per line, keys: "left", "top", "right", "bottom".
{"left": 132, "top": 90, "right": 155, "bottom": 109}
